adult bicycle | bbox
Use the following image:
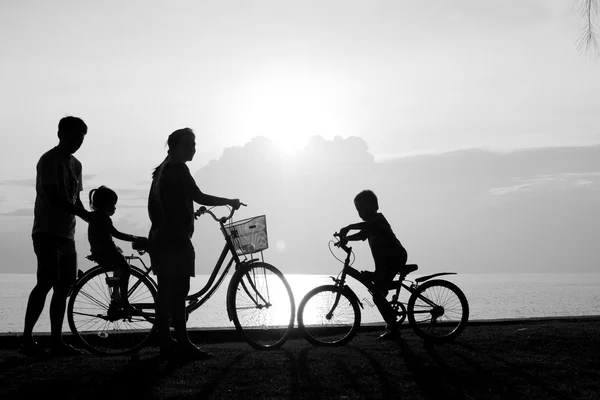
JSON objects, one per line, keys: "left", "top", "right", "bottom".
{"left": 297, "top": 233, "right": 469, "bottom": 345}
{"left": 67, "top": 205, "right": 295, "bottom": 355}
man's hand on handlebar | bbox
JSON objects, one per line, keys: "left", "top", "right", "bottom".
{"left": 228, "top": 199, "right": 243, "bottom": 210}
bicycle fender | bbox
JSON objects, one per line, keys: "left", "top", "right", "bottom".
{"left": 415, "top": 272, "right": 456, "bottom": 284}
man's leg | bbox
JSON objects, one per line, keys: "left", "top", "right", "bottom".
{"left": 23, "top": 282, "right": 53, "bottom": 344}
{"left": 49, "top": 239, "right": 83, "bottom": 355}
{"left": 23, "top": 234, "right": 56, "bottom": 349}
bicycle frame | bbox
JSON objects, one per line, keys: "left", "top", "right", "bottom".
{"left": 76, "top": 206, "right": 265, "bottom": 321}
{"left": 329, "top": 238, "right": 457, "bottom": 319}
{"left": 182, "top": 206, "right": 266, "bottom": 316}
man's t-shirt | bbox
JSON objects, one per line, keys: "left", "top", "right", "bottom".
{"left": 32, "top": 147, "right": 83, "bottom": 239}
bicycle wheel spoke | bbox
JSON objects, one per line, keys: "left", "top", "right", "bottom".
{"left": 408, "top": 279, "right": 469, "bottom": 341}
{"left": 229, "top": 263, "right": 295, "bottom": 349}
{"left": 298, "top": 286, "right": 360, "bottom": 346}
{"left": 68, "top": 266, "right": 157, "bottom": 355}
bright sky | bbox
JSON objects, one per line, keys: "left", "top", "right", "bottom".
{"left": 1, "top": 0, "right": 598, "bottom": 179}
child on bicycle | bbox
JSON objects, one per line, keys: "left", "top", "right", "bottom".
{"left": 338, "top": 189, "right": 408, "bottom": 339}
{"left": 87, "top": 186, "right": 148, "bottom": 312}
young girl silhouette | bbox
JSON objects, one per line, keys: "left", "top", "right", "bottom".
{"left": 88, "top": 186, "right": 147, "bottom": 311}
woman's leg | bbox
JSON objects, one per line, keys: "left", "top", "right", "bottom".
{"left": 156, "top": 275, "right": 175, "bottom": 350}
{"left": 170, "top": 277, "right": 190, "bottom": 345}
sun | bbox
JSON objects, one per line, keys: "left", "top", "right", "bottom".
{"left": 227, "top": 73, "right": 346, "bottom": 154}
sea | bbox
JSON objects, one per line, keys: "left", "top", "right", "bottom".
{"left": 1, "top": 273, "right": 599, "bottom": 333}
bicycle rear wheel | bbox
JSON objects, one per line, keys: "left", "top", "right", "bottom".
{"left": 67, "top": 265, "right": 157, "bottom": 355}
{"left": 297, "top": 285, "right": 361, "bottom": 346}
{"left": 227, "top": 262, "right": 295, "bottom": 350}
{"left": 407, "top": 279, "right": 469, "bottom": 342}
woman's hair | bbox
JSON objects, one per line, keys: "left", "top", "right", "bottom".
{"left": 89, "top": 186, "right": 118, "bottom": 211}
{"left": 152, "top": 127, "right": 195, "bottom": 178}
{"left": 354, "top": 189, "right": 378, "bottom": 210}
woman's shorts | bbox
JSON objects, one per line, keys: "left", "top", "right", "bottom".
{"left": 150, "top": 237, "right": 195, "bottom": 278}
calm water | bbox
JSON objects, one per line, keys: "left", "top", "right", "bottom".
{"left": 1, "top": 273, "right": 599, "bottom": 333}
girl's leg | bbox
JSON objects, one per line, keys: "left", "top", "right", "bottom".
{"left": 112, "top": 253, "right": 131, "bottom": 306}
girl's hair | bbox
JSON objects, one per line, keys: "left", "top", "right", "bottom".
{"left": 89, "top": 186, "right": 118, "bottom": 211}
{"left": 152, "top": 127, "right": 195, "bottom": 178}
{"left": 354, "top": 189, "right": 379, "bottom": 210}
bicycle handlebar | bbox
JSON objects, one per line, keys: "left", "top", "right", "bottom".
{"left": 333, "top": 232, "right": 352, "bottom": 253}
{"left": 194, "top": 203, "right": 247, "bottom": 224}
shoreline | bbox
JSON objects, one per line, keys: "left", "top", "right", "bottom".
{"left": 1, "top": 316, "right": 599, "bottom": 399}
{"left": 1, "top": 314, "right": 598, "bottom": 348}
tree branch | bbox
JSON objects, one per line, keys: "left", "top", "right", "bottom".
{"left": 576, "top": 0, "right": 599, "bottom": 55}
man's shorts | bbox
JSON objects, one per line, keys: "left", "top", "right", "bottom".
{"left": 32, "top": 232, "right": 77, "bottom": 287}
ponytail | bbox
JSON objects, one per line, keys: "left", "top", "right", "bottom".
{"left": 89, "top": 188, "right": 98, "bottom": 211}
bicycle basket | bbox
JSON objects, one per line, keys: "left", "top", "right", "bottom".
{"left": 223, "top": 215, "right": 268, "bottom": 256}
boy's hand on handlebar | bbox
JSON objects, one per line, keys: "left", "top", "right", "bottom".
{"left": 338, "top": 227, "right": 349, "bottom": 238}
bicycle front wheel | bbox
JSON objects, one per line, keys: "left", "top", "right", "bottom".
{"left": 297, "top": 285, "right": 361, "bottom": 346}
{"left": 67, "top": 265, "right": 157, "bottom": 355}
{"left": 227, "top": 262, "right": 295, "bottom": 350}
{"left": 407, "top": 279, "right": 469, "bottom": 342}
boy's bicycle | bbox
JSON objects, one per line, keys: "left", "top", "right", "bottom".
{"left": 66, "top": 206, "right": 296, "bottom": 355}
{"left": 297, "top": 233, "right": 469, "bottom": 345}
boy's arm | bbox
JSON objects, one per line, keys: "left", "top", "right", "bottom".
{"left": 339, "top": 222, "right": 370, "bottom": 242}
{"left": 345, "top": 231, "right": 368, "bottom": 242}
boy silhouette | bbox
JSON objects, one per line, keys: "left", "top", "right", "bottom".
{"left": 339, "top": 189, "right": 408, "bottom": 340}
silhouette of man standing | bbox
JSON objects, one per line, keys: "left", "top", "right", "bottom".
{"left": 21, "top": 116, "right": 93, "bottom": 357}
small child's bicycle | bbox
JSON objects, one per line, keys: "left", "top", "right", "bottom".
{"left": 297, "top": 233, "right": 469, "bottom": 345}
{"left": 66, "top": 205, "right": 296, "bottom": 355}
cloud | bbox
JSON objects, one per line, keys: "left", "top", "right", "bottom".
{"left": 0, "top": 174, "right": 96, "bottom": 187}
{"left": 189, "top": 138, "right": 600, "bottom": 274}
{"left": 0, "top": 178, "right": 36, "bottom": 187}
{"left": 0, "top": 208, "right": 33, "bottom": 217}
{"left": 486, "top": 172, "right": 599, "bottom": 198}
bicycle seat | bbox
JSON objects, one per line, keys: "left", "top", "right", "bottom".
{"left": 393, "top": 264, "right": 418, "bottom": 277}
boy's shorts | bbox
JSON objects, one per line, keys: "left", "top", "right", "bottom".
{"left": 32, "top": 232, "right": 77, "bottom": 287}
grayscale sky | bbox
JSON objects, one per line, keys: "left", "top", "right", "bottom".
{"left": 0, "top": 1, "right": 598, "bottom": 275}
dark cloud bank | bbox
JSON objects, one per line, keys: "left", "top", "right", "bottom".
{"left": 2, "top": 136, "right": 599, "bottom": 274}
